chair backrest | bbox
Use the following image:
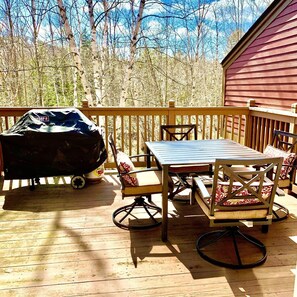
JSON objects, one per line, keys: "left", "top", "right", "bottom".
{"left": 108, "top": 134, "right": 121, "bottom": 173}
{"left": 160, "top": 124, "right": 197, "bottom": 141}
{"left": 265, "top": 130, "right": 297, "bottom": 182}
{"left": 272, "top": 130, "right": 297, "bottom": 152}
{"left": 209, "top": 157, "right": 283, "bottom": 216}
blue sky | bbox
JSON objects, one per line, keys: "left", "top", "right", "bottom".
{"left": 102, "top": 0, "right": 273, "bottom": 59}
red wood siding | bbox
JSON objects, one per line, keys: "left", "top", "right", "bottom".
{"left": 224, "top": 0, "right": 297, "bottom": 110}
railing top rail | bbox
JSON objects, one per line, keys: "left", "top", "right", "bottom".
{"left": 0, "top": 106, "right": 251, "bottom": 118}
{"left": 249, "top": 107, "right": 297, "bottom": 123}
{"left": 81, "top": 106, "right": 250, "bottom": 116}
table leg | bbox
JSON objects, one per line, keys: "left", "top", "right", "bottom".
{"left": 145, "top": 146, "right": 151, "bottom": 168}
{"left": 162, "top": 165, "right": 169, "bottom": 242}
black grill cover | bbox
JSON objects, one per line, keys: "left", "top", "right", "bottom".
{"left": 0, "top": 108, "right": 107, "bottom": 179}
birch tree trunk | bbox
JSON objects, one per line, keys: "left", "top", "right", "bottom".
{"left": 101, "top": 0, "right": 109, "bottom": 106}
{"left": 57, "top": 0, "right": 93, "bottom": 106}
{"left": 87, "top": 0, "right": 103, "bottom": 106}
{"left": 48, "top": 14, "right": 60, "bottom": 106}
{"left": 119, "top": 0, "right": 146, "bottom": 106}
{"left": 30, "top": 0, "right": 44, "bottom": 106}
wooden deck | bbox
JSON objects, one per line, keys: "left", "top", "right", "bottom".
{"left": 0, "top": 173, "right": 297, "bottom": 296}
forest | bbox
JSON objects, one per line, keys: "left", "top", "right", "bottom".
{"left": 0, "top": 0, "right": 273, "bottom": 108}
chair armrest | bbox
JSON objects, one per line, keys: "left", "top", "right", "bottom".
{"left": 130, "top": 167, "right": 160, "bottom": 174}
{"left": 129, "top": 153, "right": 153, "bottom": 159}
{"left": 129, "top": 153, "right": 157, "bottom": 169}
{"left": 119, "top": 167, "right": 160, "bottom": 176}
{"left": 193, "top": 177, "right": 211, "bottom": 199}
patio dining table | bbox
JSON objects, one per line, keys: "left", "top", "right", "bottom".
{"left": 145, "top": 139, "right": 267, "bottom": 241}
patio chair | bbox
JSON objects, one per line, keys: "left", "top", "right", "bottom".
{"left": 160, "top": 124, "right": 212, "bottom": 200}
{"left": 192, "top": 157, "right": 283, "bottom": 269}
{"left": 108, "top": 134, "right": 172, "bottom": 230}
{"left": 263, "top": 130, "right": 297, "bottom": 221}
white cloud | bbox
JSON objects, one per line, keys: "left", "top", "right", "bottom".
{"left": 145, "top": 20, "right": 163, "bottom": 34}
{"left": 38, "top": 24, "right": 52, "bottom": 41}
{"left": 116, "top": 0, "right": 165, "bottom": 15}
{"left": 144, "top": 1, "right": 165, "bottom": 15}
{"left": 176, "top": 27, "right": 188, "bottom": 37}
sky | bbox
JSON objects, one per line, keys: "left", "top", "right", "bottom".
{"left": 4, "top": 0, "right": 273, "bottom": 61}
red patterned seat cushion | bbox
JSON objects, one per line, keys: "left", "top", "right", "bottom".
{"left": 264, "top": 145, "right": 296, "bottom": 179}
{"left": 214, "top": 182, "right": 273, "bottom": 206}
{"left": 116, "top": 151, "right": 139, "bottom": 186}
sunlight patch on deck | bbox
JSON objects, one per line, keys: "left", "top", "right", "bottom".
{"left": 2, "top": 179, "right": 30, "bottom": 190}
{"left": 1, "top": 176, "right": 74, "bottom": 191}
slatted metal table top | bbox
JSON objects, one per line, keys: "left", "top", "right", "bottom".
{"left": 146, "top": 139, "right": 266, "bottom": 166}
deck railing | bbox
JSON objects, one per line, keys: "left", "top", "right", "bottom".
{"left": 1, "top": 100, "right": 297, "bottom": 169}
{"left": 248, "top": 106, "right": 297, "bottom": 152}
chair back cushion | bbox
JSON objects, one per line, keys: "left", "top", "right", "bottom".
{"left": 215, "top": 181, "right": 273, "bottom": 206}
{"left": 116, "top": 151, "right": 139, "bottom": 186}
{"left": 264, "top": 145, "right": 296, "bottom": 179}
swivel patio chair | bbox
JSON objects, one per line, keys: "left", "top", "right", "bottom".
{"left": 108, "top": 134, "right": 172, "bottom": 230}
{"left": 263, "top": 130, "right": 297, "bottom": 221}
{"left": 160, "top": 124, "right": 212, "bottom": 200}
{"left": 192, "top": 157, "right": 282, "bottom": 269}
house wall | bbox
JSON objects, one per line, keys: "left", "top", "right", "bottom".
{"left": 223, "top": 0, "right": 297, "bottom": 110}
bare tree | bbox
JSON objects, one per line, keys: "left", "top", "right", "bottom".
{"left": 57, "top": 0, "right": 93, "bottom": 105}
{"left": 28, "top": 0, "right": 46, "bottom": 105}
{"left": 0, "top": 0, "right": 19, "bottom": 105}
{"left": 120, "top": 0, "right": 146, "bottom": 106}
{"left": 86, "top": 0, "right": 112, "bottom": 107}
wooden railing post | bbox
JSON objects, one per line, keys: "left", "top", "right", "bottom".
{"left": 248, "top": 99, "right": 256, "bottom": 107}
{"left": 81, "top": 99, "right": 91, "bottom": 119}
{"left": 82, "top": 99, "right": 89, "bottom": 108}
{"left": 245, "top": 99, "right": 256, "bottom": 147}
{"left": 167, "top": 100, "right": 176, "bottom": 125}
{"left": 290, "top": 103, "right": 297, "bottom": 134}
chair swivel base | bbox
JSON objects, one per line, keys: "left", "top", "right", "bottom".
{"left": 112, "top": 197, "right": 162, "bottom": 230}
{"left": 196, "top": 226, "right": 267, "bottom": 269}
{"left": 272, "top": 202, "right": 289, "bottom": 221}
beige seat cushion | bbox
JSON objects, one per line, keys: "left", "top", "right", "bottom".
{"left": 123, "top": 170, "right": 163, "bottom": 195}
